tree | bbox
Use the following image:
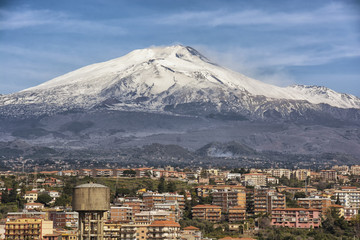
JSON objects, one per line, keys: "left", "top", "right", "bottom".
{"left": 158, "top": 176, "right": 166, "bottom": 193}
{"left": 116, "top": 188, "right": 131, "bottom": 196}
{"left": 322, "top": 207, "right": 349, "bottom": 237}
{"left": 37, "top": 193, "right": 52, "bottom": 206}
{"left": 166, "top": 181, "right": 177, "bottom": 193}
{"left": 123, "top": 169, "right": 136, "bottom": 177}
{"left": 335, "top": 194, "right": 341, "bottom": 205}
{"left": 294, "top": 192, "right": 306, "bottom": 199}
{"left": 63, "top": 182, "right": 73, "bottom": 196}
{"left": 1, "top": 190, "right": 9, "bottom": 204}
{"left": 54, "top": 194, "right": 71, "bottom": 207}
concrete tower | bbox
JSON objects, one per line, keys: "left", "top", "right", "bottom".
{"left": 72, "top": 183, "right": 110, "bottom": 240}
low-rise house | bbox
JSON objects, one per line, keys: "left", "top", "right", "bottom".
{"left": 181, "top": 226, "right": 202, "bottom": 240}
{"left": 93, "top": 169, "right": 113, "bottom": 177}
{"left": 24, "top": 202, "right": 44, "bottom": 211}
{"left": 24, "top": 190, "right": 38, "bottom": 203}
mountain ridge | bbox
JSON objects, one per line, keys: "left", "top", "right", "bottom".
{"left": 0, "top": 45, "right": 359, "bottom": 159}
{"left": 1, "top": 45, "right": 360, "bottom": 121}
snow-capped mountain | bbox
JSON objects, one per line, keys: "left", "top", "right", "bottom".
{"left": 1, "top": 45, "right": 360, "bottom": 121}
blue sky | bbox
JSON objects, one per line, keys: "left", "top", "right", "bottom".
{"left": 1, "top": 0, "right": 360, "bottom": 96}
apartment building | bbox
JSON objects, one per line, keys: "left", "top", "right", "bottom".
{"left": 253, "top": 189, "right": 286, "bottom": 214}
{"left": 271, "top": 208, "right": 321, "bottom": 228}
{"left": 212, "top": 189, "right": 246, "bottom": 212}
{"left": 134, "top": 210, "right": 176, "bottom": 222}
{"left": 104, "top": 222, "right": 122, "bottom": 239}
{"left": 271, "top": 169, "right": 291, "bottom": 179}
{"left": 93, "top": 169, "right": 114, "bottom": 177}
{"left": 79, "top": 169, "right": 93, "bottom": 176}
{"left": 228, "top": 206, "right": 246, "bottom": 222}
{"left": 142, "top": 192, "right": 185, "bottom": 211}
{"left": 242, "top": 173, "right": 267, "bottom": 186}
{"left": 320, "top": 170, "right": 337, "bottom": 182}
{"left": 293, "top": 169, "right": 311, "bottom": 181}
{"left": 49, "top": 211, "right": 79, "bottom": 229}
{"left": 297, "top": 197, "right": 332, "bottom": 213}
{"left": 7, "top": 211, "right": 46, "bottom": 221}
{"left": 351, "top": 165, "right": 360, "bottom": 175}
{"left": 5, "top": 218, "right": 54, "bottom": 239}
{"left": 122, "top": 197, "right": 146, "bottom": 213}
{"left": 147, "top": 220, "right": 181, "bottom": 240}
{"left": 332, "top": 165, "right": 349, "bottom": 175}
{"left": 196, "top": 185, "right": 245, "bottom": 198}
{"left": 192, "top": 205, "right": 222, "bottom": 222}
{"left": 110, "top": 206, "right": 134, "bottom": 223}
{"left": 334, "top": 189, "right": 360, "bottom": 208}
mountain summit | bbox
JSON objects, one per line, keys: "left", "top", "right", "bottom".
{"left": 1, "top": 45, "right": 360, "bottom": 157}
{"left": 1, "top": 45, "right": 360, "bottom": 121}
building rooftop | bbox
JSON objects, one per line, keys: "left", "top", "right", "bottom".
{"left": 183, "top": 226, "right": 199, "bottom": 230}
{"left": 74, "top": 183, "right": 107, "bottom": 188}
{"left": 149, "top": 220, "right": 180, "bottom": 227}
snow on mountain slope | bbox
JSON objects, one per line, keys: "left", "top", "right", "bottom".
{"left": 1, "top": 45, "right": 360, "bottom": 118}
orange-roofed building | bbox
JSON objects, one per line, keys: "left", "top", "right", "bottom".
{"left": 148, "top": 221, "right": 180, "bottom": 240}
{"left": 182, "top": 225, "right": 202, "bottom": 240}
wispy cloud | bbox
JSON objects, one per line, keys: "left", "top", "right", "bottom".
{"left": 0, "top": 9, "right": 126, "bottom": 35}
{"left": 158, "top": 2, "right": 359, "bottom": 27}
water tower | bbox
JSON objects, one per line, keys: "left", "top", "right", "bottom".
{"left": 72, "top": 183, "right": 110, "bottom": 240}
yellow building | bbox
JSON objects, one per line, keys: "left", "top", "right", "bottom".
{"left": 24, "top": 191, "right": 38, "bottom": 203}
{"left": 5, "top": 218, "right": 53, "bottom": 239}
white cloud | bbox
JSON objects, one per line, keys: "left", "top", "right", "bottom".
{"left": 0, "top": 9, "right": 126, "bottom": 35}
{"left": 158, "top": 2, "right": 359, "bottom": 27}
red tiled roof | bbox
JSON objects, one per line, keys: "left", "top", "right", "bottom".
{"left": 183, "top": 226, "right": 199, "bottom": 230}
